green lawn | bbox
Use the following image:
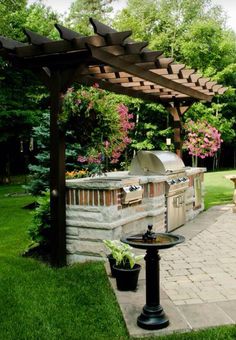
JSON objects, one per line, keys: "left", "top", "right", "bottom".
{"left": 0, "top": 185, "right": 127, "bottom": 340}
{"left": 204, "top": 169, "right": 235, "bottom": 209}
{"left": 0, "top": 175, "right": 236, "bottom": 339}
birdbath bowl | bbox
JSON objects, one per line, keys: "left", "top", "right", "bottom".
{"left": 121, "top": 225, "right": 185, "bottom": 330}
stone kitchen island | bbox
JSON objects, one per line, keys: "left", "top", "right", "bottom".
{"left": 66, "top": 166, "right": 205, "bottom": 264}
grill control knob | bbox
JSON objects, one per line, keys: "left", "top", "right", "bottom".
{"left": 129, "top": 185, "right": 139, "bottom": 191}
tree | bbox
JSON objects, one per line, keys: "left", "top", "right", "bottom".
{"left": 65, "top": 0, "right": 113, "bottom": 35}
{"left": 113, "top": 0, "right": 227, "bottom": 58}
{"left": 180, "top": 21, "right": 236, "bottom": 74}
{"left": 113, "top": 0, "right": 158, "bottom": 42}
{"left": 128, "top": 102, "right": 172, "bottom": 152}
{"left": 0, "top": 0, "right": 27, "bottom": 40}
{"left": 25, "top": 1, "right": 60, "bottom": 39}
{"left": 0, "top": 1, "right": 60, "bottom": 182}
{"left": 26, "top": 111, "right": 82, "bottom": 195}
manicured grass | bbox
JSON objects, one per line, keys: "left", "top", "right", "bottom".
{"left": 0, "top": 179, "right": 236, "bottom": 339}
{"left": 204, "top": 169, "right": 235, "bottom": 209}
{"left": 0, "top": 185, "right": 127, "bottom": 340}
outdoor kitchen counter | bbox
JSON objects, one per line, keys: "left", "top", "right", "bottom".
{"left": 65, "top": 171, "right": 168, "bottom": 263}
{"left": 65, "top": 167, "right": 206, "bottom": 263}
{"left": 66, "top": 168, "right": 206, "bottom": 189}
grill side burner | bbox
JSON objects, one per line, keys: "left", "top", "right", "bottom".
{"left": 130, "top": 151, "right": 189, "bottom": 231}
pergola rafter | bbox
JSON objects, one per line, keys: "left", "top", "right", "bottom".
{"left": 0, "top": 18, "right": 227, "bottom": 104}
{"left": 0, "top": 18, "right": 227, "bottom": 266}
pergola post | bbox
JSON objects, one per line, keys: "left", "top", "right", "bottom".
{"left": 49, "top": 70, "right": 66, "bottom": 267}
{"left": 37, "top": 66, "right": 84, "bottom": 267}
{"left": 167, "top": 104, "right": 190, "bottom": 158}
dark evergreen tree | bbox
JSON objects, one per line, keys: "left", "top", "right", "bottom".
{"left": 26, "top": 111, "right": 82, "bottom": 195}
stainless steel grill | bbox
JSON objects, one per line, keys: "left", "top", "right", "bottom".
{"left": 129, "top": 150, "right": 185, "bottom": 175}
{"left": 130, "top": 150, "right": 189, "bottom": 231}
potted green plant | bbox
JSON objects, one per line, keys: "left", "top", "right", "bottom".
{"left": 103, "top": 240, "right": 121, "bottom": 277}
{"left": 103, "top": 240, "right": 143, "bottom": 291}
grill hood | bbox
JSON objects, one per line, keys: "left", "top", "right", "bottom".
{"left": 129, "top": 150, "right": 185, "bottom": 176}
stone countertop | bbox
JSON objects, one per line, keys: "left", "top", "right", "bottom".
{"left": 66, "top": 171, "right": 166, "bottom": 189}
{"left": 185, "top": 167, "right": 206, "bottom": 175}
{"left": 66, "top": 168, "right": 206, "bottom": 189}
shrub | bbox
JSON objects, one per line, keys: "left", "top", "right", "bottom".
{"left": 28, "top": 191, "right": 50, "bottom": 249}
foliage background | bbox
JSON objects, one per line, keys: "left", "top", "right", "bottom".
{"left": 0, "top": 0, "right": 235, "bottom": 183}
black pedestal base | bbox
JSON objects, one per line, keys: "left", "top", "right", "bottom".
{"left": 137, "top": 304, "right": 169, "bottom": 330}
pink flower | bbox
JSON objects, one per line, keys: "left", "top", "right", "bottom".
{"left": 183, "top": 119, "right": 222, "bottom": 160}
{"left": 87, "top": 154, "right": 102, "bottom": 164}
{"left": 104, "top": 140, "right": 110, "bottom": 149}
{"left": 123, "top": 136, "right": 132, "bottom": 144}
{"left": 77, "top": 155, "right": 87, "bottom": 163}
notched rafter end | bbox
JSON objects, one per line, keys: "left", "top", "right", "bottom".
{"left": 124, "top": 41, "right": 148, "bottom": 54}
{"left": 141, "top": 50, "right": 163, "bottom": 62}
{"left": 55, "top": 23, "right": 84, "bottom": 41}
{"left": 0, "top": 36, "right": 25, "bottom": 50}
{"left": 105, "top": 31, "right": 132, "bottom": 45}
{"left": 217, "top": 87, "right": 228, "bottom": 95}
{"left": 24, "top": 28, "right": 53, "bottom": 45}
{"left": 90, "top": 17, "right": 116, "bottom": 36}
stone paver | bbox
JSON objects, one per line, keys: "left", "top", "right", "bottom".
{"left": 177, "top": 303, "right": 233, "bottom": 329}
{"left": 160, "top": 205, "right": 236, "bottom": 305}
{"left": 106, "top": 204, "right": 236, "bottom": 337}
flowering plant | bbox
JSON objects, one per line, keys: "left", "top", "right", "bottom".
{"left": 183, "top": 119, "right": 223, "bottom": 166}
{"left": 77, "top": 152, "right": 104, "bottom": 176}
{"left": 62, "top": 85, "right": 135, "bottom": 176}
{"left": 65, "top": 169, "right": 88, "bottom": 179}
{"left": 101, "top": 103, "right": 135, "bottom": 165}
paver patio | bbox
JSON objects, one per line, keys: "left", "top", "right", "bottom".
{"left": 107, "top": 204, "right": 236, "bottom": 337}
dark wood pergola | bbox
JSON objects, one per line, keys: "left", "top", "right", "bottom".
{"left": 0, "top": 18, "right": 227, "bottom": 266}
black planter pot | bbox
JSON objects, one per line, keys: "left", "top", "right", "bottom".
{"left": 113, "top": 264, "right": 141, "bottom": 291}
{"left": 107, "top": 254, "right": 116, "bottom": 277}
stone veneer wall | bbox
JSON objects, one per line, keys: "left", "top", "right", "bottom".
{"left": 185, "top": 169, "right": 205, "bottom": 221}
{"left": 66, "top": 178, "right": 166, "bottom": 263}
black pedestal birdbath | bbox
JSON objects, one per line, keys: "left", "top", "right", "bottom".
{"left": 121, "top": 225, "right": 185, "bottom": 330}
